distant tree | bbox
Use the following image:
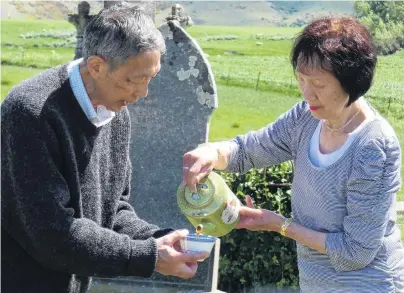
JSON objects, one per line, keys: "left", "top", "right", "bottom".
{"left": 354, "top": 0, "right": 371, "bottom": 19}
{"left": 368, "top": 1, "right": 404, "bottom": 23}
{"left": 354, "top": 0, "right": 404, "bottom": 55}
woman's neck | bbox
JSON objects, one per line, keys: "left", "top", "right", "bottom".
{"left": 324, "top": 99, "right": 370, "bottom": 134}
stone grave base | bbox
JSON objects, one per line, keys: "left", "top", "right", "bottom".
{"left": 89, "top": 278, "right": 225, "bottom": 293}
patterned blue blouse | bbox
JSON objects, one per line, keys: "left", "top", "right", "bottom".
{"left": 226, "top": 101, "right": 404, "bottom": 292}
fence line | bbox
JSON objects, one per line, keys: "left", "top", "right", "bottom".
{"left": 219, "top": 67, "right": 404, "bottom": 103}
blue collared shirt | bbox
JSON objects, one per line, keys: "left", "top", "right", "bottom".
{"left": 67, "top": 58, "right": 115, "bottom": 127}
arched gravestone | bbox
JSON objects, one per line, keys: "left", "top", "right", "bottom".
{"left": 129, "top": 19, "right": 219, "bottom": 290}
{"left": 129, "top": 19, "right": 218, "bottom": 229}
{"left": 90, "top": 20, "right": 221, "bottom": 293}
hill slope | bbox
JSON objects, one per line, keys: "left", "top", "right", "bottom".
{"left": 1, "top": 0, "right": 354, "bottom": 26}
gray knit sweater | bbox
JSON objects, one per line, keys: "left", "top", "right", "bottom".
{"left": 226, "top": 101, "right": 404, "bottom": 292}
{"left": 1, "top": 64, "right": 171, "bottom": 293}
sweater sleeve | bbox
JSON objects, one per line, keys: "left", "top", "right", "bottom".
{"left": 1, "top": 100, "right": 157, "bottom": 278}
{"left": 225, "top": 101, "right": 307, "bottom": 174}
{"left": 112, "top": 158, "right": 174, "bottom": 240}
{"left": 325, "top": 136, "right": 401, "bottom": 272}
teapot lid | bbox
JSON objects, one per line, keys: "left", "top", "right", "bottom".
{"left": 177, "top": 171, "right": 229, "bottom": 216}
{"left": 184, "top": 176, "right": 215, "bottom": 207}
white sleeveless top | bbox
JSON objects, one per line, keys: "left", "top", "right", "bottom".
{"left": 309, "top": 118, "right": 372, "bottom": 168}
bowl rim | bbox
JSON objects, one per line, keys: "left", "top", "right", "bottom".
{"left": 185, "top": 233, "right": 217, "bottom": 242}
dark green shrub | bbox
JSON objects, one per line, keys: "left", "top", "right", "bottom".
{"left": 218, "top": 162, "right": 299, "bottom": 292}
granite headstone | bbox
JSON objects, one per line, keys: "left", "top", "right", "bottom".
{"left": 89, "top": 16, "right": 221, "bottom": 293}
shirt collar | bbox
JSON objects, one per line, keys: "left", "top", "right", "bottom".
{"left": 67, "top": 58, "right": 115, "bottom": 127}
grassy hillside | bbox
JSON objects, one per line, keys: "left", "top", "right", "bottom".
{"left": 2, "top": 0, "right": 354, "bottom": 27}
{"left": 1, "top": 19, "right": 403, "bottom": 201}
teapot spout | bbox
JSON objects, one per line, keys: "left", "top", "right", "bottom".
{"left": 196, "top": 224, "right": 203, "bottom": 234}
{"left": 197, "top": 222, "right": 216, "bottom": 235}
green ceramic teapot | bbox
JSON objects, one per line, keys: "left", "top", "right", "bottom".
{"left": 177, "top": 171, "right": 241, "bottom": 237}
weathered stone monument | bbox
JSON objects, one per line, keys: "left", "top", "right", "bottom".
{"left": 84, "top": 2, "right": 222, "bottom": 293}
{"left": 165, "top": 3, "right": 194, "bottom": 28}
{"left": 68, "top": 1, "right": 94, "bottom": 59}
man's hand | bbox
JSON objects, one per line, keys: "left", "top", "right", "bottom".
{"left": 155, "top": 230, "right": 208, "bottom": 279}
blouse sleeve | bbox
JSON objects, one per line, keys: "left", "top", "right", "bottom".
{"left": 325, "top": 136, "right": 401, "bottom": 272}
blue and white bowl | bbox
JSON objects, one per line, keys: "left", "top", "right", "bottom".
{"left": 180, "top": 233, "right": 217, "bottom": 261}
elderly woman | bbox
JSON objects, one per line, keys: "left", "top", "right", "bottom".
{"left": 183, "top": 17, "right": 404, "bottom": 292}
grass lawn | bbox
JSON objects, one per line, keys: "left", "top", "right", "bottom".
{"left": 209, "top": 85, "right": 300, "bottom": 141}
{"left": 2, "top": 46, "right": 74, "bottom": 69}
{"left": 1, "top": 19, "right": 74, "bottom": 46}
{"left": 401, "top": 226, "right": 404, "bottom": 244}
{"left": 1, "top": 66, "right": 44, "bottom": 98}
{"left": 398, "top": 216, "right": 404, "bottom": 243}
{"left": 186, "top": 25, "right": 301, "bottom": 39}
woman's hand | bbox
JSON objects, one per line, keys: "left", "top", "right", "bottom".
{"left": 238, "top": 196, "right": 327, "bottom": 254}
{"left": 236, "top": 195, "right": 284, "bottom": 232}
{"left": 183, "top": 145, "right": 218, "bottom": 192}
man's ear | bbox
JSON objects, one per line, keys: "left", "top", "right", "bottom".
{"left": 86, "top": 56, "right": 108, "bottom": 79}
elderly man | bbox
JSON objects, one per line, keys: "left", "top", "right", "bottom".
{"left": 1, "top": 3, "right": 207, "bottom": 293}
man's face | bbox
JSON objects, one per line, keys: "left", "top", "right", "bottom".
{"left": 87, "top": 50, "right": 161, "bottom": 112}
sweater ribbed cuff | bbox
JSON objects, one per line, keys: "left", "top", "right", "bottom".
{"left": 152, "top": 228, "right": 174, "bottom": 239}
{"left": 127, "top": 238, "right": 158, "bottom": 278}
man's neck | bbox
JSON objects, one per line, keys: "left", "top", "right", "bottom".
{"left": 79, "top": 62, "right": 99, "bottom": 110}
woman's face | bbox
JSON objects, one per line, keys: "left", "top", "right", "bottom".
{"left": 296, "top": 63, "right": 350, "bottom": 121}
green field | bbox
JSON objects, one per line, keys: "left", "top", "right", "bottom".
{"left": 1, "top": 66, "right": 44, "bottom": 98}
{"left": 2, "top": 20, "right": 404, "bottom": 201}
{"left": 210, "top": 85, "right": 301, "bottom": 140}
{"left": 398, "top": 216, "right": 404, "bottom": 243}
{"left": 1, "top": 19, "right": 73, "bottom": 46}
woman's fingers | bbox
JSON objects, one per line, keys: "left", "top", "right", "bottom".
{"left": 183, "top": 148, "right": 216, "bottom": 192}
{"left": 246, "top": 195, "right": 255, "bottom": 208}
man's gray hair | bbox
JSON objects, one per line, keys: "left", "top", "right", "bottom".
{"left": 82, "top": 2, "right": 166, "bottom": 71}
